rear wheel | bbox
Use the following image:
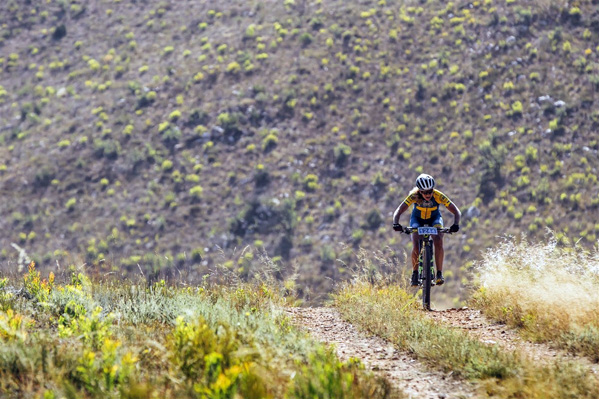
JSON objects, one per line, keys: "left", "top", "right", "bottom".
{"left": 422, "top": 242, "right": 433, "bottom": 311}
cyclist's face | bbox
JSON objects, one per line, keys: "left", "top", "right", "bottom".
{"left": 421, "top": 189, "right": 433, "bottom": 198}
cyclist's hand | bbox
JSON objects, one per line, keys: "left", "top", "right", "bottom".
{"left": 393, "top": 223, "right": 403, "bottom": 232}
{"left": 449, "top": 224, "right": 460, "bottom": 233}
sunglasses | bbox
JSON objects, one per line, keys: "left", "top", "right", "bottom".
{"left": 421, "top": 189, "right": 433, "bottom": 195}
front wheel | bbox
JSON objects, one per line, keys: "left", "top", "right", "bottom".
{"left": 421, "top": 242, "right": 433, "bottom": 311}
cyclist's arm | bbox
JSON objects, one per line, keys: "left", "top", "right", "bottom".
{"left": 433, "top": 190, "right": 461, "bottom": 225}
{"left": 447, "top": 202, "right": 461, "bottom": 225}
{"left": 393, "top": 202, "right": 409, "bottom": 224}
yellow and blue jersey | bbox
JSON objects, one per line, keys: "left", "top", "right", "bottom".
{"left": 403, "top": 189, "right": 452, "bottom": 221}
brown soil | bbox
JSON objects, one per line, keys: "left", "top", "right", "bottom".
{"left": 289, "top": 306, "right": 599, "bottom": 398}
{"left": 288, "top": 307, "right": 477, "bottom": 399}
{"left": 427, "top": 307, "right": 599, "bottom": 375}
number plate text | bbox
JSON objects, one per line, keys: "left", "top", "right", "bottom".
{"left": 417, "top": 227, "right": 438, "bottom": 235}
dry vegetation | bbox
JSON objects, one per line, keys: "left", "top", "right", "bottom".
{"left": 333, "top": 257, "right": 599, "bottom": 398}
{"left": 471, "top": 235, "right": 599, "bottom": 361}
{"left": 0, "top": 262, "right": 392, "bottom": 398}
{"left": 1, "top": 0, "right": 599, "bottom": 304}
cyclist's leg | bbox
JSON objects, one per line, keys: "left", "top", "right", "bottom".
{"left": 431, "top": 214, "right": 445, "bottom": 284}
{"left": 409, "top": 213, "right": 422, "bottom": 271}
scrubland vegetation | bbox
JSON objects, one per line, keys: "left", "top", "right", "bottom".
{"left": 2, "top": 236, "right": 598, "bottom": 398}
{"left": 472, "top": 235, "right": 599, "bottom": 361}
{"left": 334, "top": 247, "right": 599, "bottom": 398}
{"left": 2, "top": 0, "right": 599, "bottom": 396}
{"left": 1, "top": 0, "right": 599, "bottom": 305}
{"left": 0, "top": 262, "right": 392, "bottom": 399}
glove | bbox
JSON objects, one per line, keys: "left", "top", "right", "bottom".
{"left": 393, "top": 223, "right": 403, "bottom": 232}
{"left": 449, "top": 224, "right": 460, "bottom": 233}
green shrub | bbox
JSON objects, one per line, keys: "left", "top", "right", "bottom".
{"left": 303, "top": 174, "right": 319, "bottom": 192}
{"left": 23, "top": 262, "right": 54, "bottom": 303}
{"left": 299, "top": 32, "right": 313, "bottom": 46}
{"left": 65, "top": 197, "right": 77, "bottom": 211}
{"left": 287, "top": 346, "right": 388, "bottom": 399}
{"left": 262, "top": 133, "right": 278, "bottom": 151}
{"left": 191, "top": 248, "right": 203, "bottom": 262}
{"left": 510, "top": 101, "right": 523, "bottom": 117}
{"left": 352, "top": 229, "right": 365, "bottom": 244}
{"left": 334, "top": 143, "right": 352, "bottom": 166}
{"left": 217, "top": 112, "right": 240, "bottom": 134}
{"left": 320, "top": 245, "right": 336, "bottom": 263}
{"left": 161, "top": 126, "right": 182, "bottom": 145}
{"left": 161, "top": 160, "right": 174, "bottom": 171}
{"left": 364, "top": 209, "right": 383, "bottom": 230}
{"left": 169, "top": 110, "right": 182, "bottom": 120}
{"left": 189, "top": 185, "right": 203, "bottom": 199}
{"left": 168, "top": 317, "right": 237, "bottom": 381}
{"left": 93, "top": 139, "right": 121, "bottom": 159}
{"left": 226, "top": 61, "right": 241, "bottom": 74}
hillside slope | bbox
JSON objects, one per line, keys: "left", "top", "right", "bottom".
{"left": 1, "top": 0, "right": 598, "bottom": 302}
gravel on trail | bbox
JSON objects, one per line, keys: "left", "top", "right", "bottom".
{"left": 288, "top": 307, "right": 477, "bottom": 399}
{"left": 289, "top": 306, "right": 599, "bottom": 398}
{"left": 428, "top": 307, "right": 599, "bottom": 375}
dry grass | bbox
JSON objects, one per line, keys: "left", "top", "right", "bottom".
{"left": 334, "top": 271, "right": 599, "bottom": 398}
{"left": 1, "top": 0, "right": 599, "bottom": 307}
{"left": 0, "top": 261, "right": 394, "bottom": 398}
{"left": 472, "top": 233, "right": 599, "bottom": 361}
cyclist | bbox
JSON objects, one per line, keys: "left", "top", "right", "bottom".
{"left": 392, "top": 173, "right": 461, "bottom": 286}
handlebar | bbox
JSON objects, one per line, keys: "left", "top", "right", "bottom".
{"left": 401, "top": 226, "right": 451, "bottom": 235}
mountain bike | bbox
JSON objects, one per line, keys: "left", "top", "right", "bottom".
{"left": 402, "top": 226, "right": 451, "bottom": 311}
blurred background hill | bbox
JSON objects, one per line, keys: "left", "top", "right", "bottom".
{"left": 1, "top": 0, "right": 598, "bottom": 304}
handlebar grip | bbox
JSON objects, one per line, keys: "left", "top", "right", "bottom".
{"left": 402, "top": 227, "right": 452, "bottom": 234}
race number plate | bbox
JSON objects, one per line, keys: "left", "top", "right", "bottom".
{"left": 418, "top": 227, "right": 438, "bottom": 235}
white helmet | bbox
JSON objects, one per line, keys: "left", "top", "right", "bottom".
{"left": 415, "top": 173, "right": 435, "bottom": 190}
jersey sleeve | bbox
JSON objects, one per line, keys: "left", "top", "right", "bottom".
{"left": 403, "top": 193, "right": 418, "bottom": 206}
{"left": 433, "top": 190, "right": 452, "bottom": 207}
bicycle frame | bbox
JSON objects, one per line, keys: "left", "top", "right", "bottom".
{"left": 402, "top": 226, "right": 450, "bottom": 311}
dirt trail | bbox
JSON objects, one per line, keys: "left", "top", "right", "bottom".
{"left": 428, "top": 307, "right": 599, "bottom": 375}
{"left": 289, "top": 306, "right": 599, "bottom": 398}
{"left": 288, "top": 307, "right": 477, "bottom": 399}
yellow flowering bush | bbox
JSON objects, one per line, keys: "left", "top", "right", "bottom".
{"left": 23, "top": 262, "right": 54, "bottom": 302}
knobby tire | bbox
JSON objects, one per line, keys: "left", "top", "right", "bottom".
{"left": 422, "top": 242, "right": 433, "bottom": 311}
